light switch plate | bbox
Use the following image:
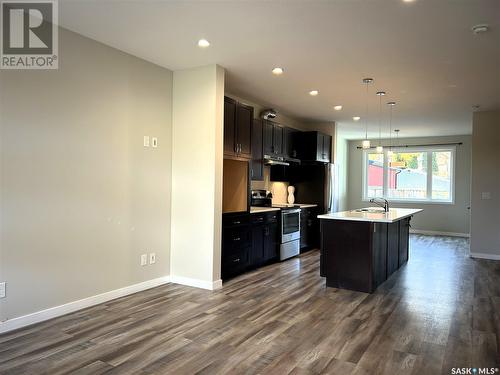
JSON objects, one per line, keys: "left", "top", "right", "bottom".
{"left": 143, "top": 136, "right": 150, "bottom": 147}
{"left": 140, "top": 254, "right": 148, "bottom": 266}
{"left": 149, "top": 253, "right": 156, "bottom": 264}
{"left": 152, "top": 137, "right": 158, "bottom": 148}
{"left": 0, "top": 282, "right": 6, "bottom": 299}
{"left": 481, "top": 192, "right": 491, "bottom": 200}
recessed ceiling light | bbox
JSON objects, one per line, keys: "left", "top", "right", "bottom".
{"left": 272, "top": 67, "right": 284, "bottom": 75}
{"left": 333, "top": 105, "right": 342, "bottom": 111}
{"left": 309, "top": 90, "right": 319, "bottom": 96}
{"left": 353, "top": 116, "right": 361, "bottom": 121}
{"left": 402, "top": 0, "right": 415, "bottom": 3}
{"left": 197, "top": 39, "right": 210, "bottom": 48}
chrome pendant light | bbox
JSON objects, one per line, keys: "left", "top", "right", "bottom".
{"left": 387, "top": 101, "right": 396, "bottom": 156}
{"left": 362, "top": 78, "right": 373, "bottom": 149}
{"left": 375, "top": 91, "right": 386, "bottom": 153}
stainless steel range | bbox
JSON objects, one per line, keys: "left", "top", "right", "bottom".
{"left": 279, "top": 207, "right": 301, "bottom": 260}
{"left": 251, "top": 190, "right": 301, "bottom": 261}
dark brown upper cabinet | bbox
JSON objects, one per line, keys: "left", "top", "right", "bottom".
{"left": 263, "top": 120, "right": 284, "bottom": 157}
{"left": 224, "top": 96, "right": 253, "bottom": 159}
{"left": 297, "top": 131, "right": 332, "bottom": 163}
{"left": 263, "top": 121, "right": 274, "bottom": 155}
{"left": 251, "top": 119, "right": 264, "bottom": 181}
{"left": 283, "top": 127, "right": 298, "bottom": 159}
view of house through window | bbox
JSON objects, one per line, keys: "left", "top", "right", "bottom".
{"left": 364, "top": 147, "right": 454, "bottom": 203}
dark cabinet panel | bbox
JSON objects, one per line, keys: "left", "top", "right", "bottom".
{"left": 237, "top": 104, "right": 253, "bottom": 158}
{"left": 273, "top": 124, "right": 283, "bottom": 155}
{"left": 297, "top": 131, "right": 331, "bottom": 163}
{"left": 263, "top": 121, "right": 286, "bottom": 157}
{"left": 224, "top": 96, "right": 253, "bottom": 159}
{"left": 263, "top": 121, "right": 274, "bottom": 155}
{"left": 372, "top": 223, "right": 388, "bottom": 288}
{"left": 251, "top": 119, "right": 263, "bottom": 181}
{"left": 251, "top": 223, "right": 265, "bottom": 267}
{"left": 300, "top": 207, "right": 319, "bottom": 250}
{"left": 263, "top": 222, "right": 279, "bottom": 262}
{"left": 387, "top": 222, "right": 400, "bottom": 277}
{"left": 399, "top": 218, "right": 410, "bottom": 266}
{"left": 222, "top": 213, "right": 251, "bottom": 279}
{"left": 224, "top": 97, "right": 237, "bottom": 155}
{"left": 283, "top": 127, "right": 297, "bottom": 159}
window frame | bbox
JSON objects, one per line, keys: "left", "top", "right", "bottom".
{"left": 362, "top": 146, "right": 456, "bottom": 204}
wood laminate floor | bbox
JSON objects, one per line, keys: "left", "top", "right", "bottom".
{"left": 0, "top": 235, "right": 499, "bottom": 374}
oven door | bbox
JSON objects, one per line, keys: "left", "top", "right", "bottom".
{"left": 282, "top": 209, "right": 301, "bottom": 243}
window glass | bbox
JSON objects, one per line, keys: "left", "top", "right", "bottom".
{"left": 387, "top": 152, "right": 428, "bottom": 200}
{"left": 366, "top": 153, "right": 384, "bottom": 198}
{"left": 432, "top": 151, "right": 452, "bottom": 200}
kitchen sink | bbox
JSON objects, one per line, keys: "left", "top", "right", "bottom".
{"left": 352, "top": 208, "right": 387, "bottom": 214}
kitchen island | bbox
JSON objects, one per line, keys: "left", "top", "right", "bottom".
{"left": 318, "top": 208, "right": 422, "bottom": 293}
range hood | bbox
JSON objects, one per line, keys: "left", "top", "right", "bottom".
{"left": 263, "top": 155, "right": 289, "bottom": 166}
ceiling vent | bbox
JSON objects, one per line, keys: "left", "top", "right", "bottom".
{"left": 260, "top": 109, "right": 277, "bottom": 120}
{"left": 471, "top": 24, "right": 489, "bottom": 34}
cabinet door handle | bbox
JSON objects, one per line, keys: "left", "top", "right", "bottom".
{"left": 233, "top": 221, "right": 241, "bottom": 225}
{"left": 239, "top": 144, "right": 241, "bottom": 153}
{"left": 234, "top": 237, "right": 241, "bottom": 241}
{"left": 233, "top": 258, "right": 240, "bottom": 263}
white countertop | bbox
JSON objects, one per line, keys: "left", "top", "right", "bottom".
{"left": 250, "top": 204, "right": 317, "bottom": 214}
{"left": 250, "top": 207, "right": 281, "bottom": 214}
{"left": 318, "top": 208, "right": 423, "bottom": 223}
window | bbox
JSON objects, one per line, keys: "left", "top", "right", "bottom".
{"left": 363, "top": 147, "right": 455, "bottom": 203}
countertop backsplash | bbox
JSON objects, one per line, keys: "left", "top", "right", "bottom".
{"left": 250, "top": 166, "right": 289, "bottom": 204}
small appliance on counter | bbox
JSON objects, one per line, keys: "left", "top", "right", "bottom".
{"left": 251, "top": 189, "right": 272, "bottom": 207}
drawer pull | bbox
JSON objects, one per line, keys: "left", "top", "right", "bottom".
{"left": 233, "top": 258, "right": 240, "bottom": 263}
{"left": 234, "top": 237, "right": 241, "bottom": 241}
{"left": 233, "top": 221, "right": 241, "bottom": 225}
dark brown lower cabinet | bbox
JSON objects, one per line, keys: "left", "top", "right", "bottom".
{"left": 387, "top": 221, "right": 400, "bottom": 277}
{"left": 399, "top": 218, "right": 410, "bottom": 266}
{"left": 320, "top": 217, "right": 413, "bottom": 293}
{"left": 372, "top": 223, "right": 388, "bottom": 288}
{"left": 300, "top": 207, "right": 319, "bottom": 250}
{"left": 223, "top": 211, "right": 279, "bottom": 280}
{"left": 222, "top": 212, "right": 251, "bottom": 280}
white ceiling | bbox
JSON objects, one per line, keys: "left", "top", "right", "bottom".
{"left": 59, "top": 0, "right": 500, "bottom": 139}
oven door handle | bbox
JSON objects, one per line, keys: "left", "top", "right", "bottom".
{"left": 282, "top": 209, "right": 301, "bottom": 215}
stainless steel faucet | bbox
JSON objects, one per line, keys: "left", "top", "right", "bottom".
{"left": 370, "top": 198, "right": 389, "bottom": 213}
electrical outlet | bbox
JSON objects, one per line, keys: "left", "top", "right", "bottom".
{"left": 149, "top": 253, "right": 156, "bottom": 264}
{"left": 143, "top": 136, "right": 150, "bottom": 147}
{"left": 152, "top": 137, "right": 158, "bottom": 148}
{"left": 140, "top": 254, "right": 148, "bottom": 266}
{"left": 0, "top": 282, "right": 6, "bottom": 299}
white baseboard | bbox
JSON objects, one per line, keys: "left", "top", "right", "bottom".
{"left": 170, "top": 275, "right": 222, "bottom": 290}
{"left": 0, "top": 276, "right": 170, "bottom": 334}
{"left": 410, "top": 229, "right": 470, "bottom": 238}
{"left": 470, "top": 252, "right": 500, "bottom": 261}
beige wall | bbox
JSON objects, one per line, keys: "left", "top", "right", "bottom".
{"left": 170, "top": 65, "right": 224, "bottom": 287}
{"left": 335, "top": 133, "right": 349, "bottom": 212}
{"left": 0, "top": 29, "right": 173, "bottom": 321}
{"left": 470, "top": 111, "right": 500, "bottom": 258}
{"left": 348, "top": 135, "right": 472, "bottom": 235}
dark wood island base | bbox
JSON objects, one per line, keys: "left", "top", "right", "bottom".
{"left": 320, "top": 216, "right": 414, "bottom": 293}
